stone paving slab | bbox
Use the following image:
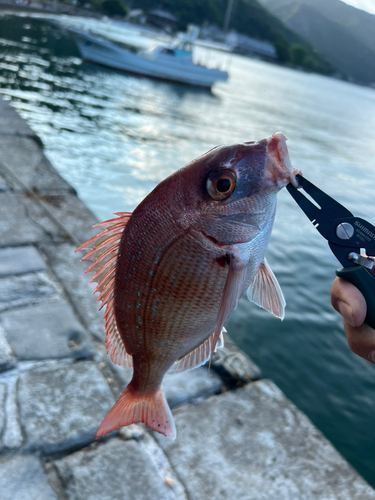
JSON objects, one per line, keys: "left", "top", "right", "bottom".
{"left": 0, "top": 100, "right": 39, "bottom": 139}
{"left": 0, "top": 329, "right": 16, "bottom": 372}
{"left": 19, "top": 192, "right": 100, "bottom": 247}
{"left": 0, "top": 175, "right": 10, "bottom": 192}
{"left": 164, "top": 367, "right": 223, "bottom": 409}
{"left": 213, "top": 332, "right": 262, "bottom": 384}
{"left": 0, "top": 272, "right": 60, "bottom": 312}
{"left": 0, "top": 245, "right": 47, "bottom": 277}
{"left": 0, "top": 115, "right": 39, "bottom": 139}
{"left": 0, "top": 455, "right": 58, "bottom": 500}
{"left": 18, "top": 361, "right": 115, "bottom": 454}
{"left": 0, "top": 136, "right": 73, "bottom": 193}
{"left": 0, "top": 382, "right": 6, "bottom": 437}
{"left": 19, "top": 194, "right": 73, "bottom": 244}
{"left": 1, "top": 300, "right": 95, "bottom": 361}
{"left": 156, "top": 380, "right": 375, "bottom": 500}
{"left": 42, "top": 243, "right": 106, "bottom": 341}
{"left": 1, "top": 372, "right": 23, "bottom": 450}
{"left": 0, "top": 169, "right": 19, "bottom": 192}
{"left": 35, "top": 193, "right": 100, "bottom": 244}
{"left": 0, "top": 193, "right": 46, "bottom": 246}
{"left": 54, "top": 438, "right": 175, "bottom": 500}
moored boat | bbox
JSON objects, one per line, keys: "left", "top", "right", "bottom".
{"left": 70, "top": 26, "right": 229, "bottom": 89}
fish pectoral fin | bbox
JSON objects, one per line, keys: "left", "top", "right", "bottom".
{"left": 168, "top": 328, "right": 225, "bottom": 374}
{"left": 96, "top": 385, "right": 176, "bottom": 440}
{"left": 247, "top": 258, "right": 286, "bottom": 320}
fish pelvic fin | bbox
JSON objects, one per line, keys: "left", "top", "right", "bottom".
{"left": 210, "top": 254, "right": 246, "bottom": 367}
{"left": 247, "top": 258, "right": 286, "bottom": 320}
{"left": 168, "top": 329, "right": 225, "bottom": 374}
{"left": 75, "top": 212, "right": 133, "bottom": 368}
{"left": 96, "top": 385, "right": 176, "bottom": 440}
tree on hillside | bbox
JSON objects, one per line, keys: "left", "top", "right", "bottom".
{"left": 290, "top": 44, "right": 306, "bottom": 66}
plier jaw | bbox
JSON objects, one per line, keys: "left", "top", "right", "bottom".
{"left": 287, "top": 174, "right": 375, "bottom": 269}
{"left": 287, "top": 174, "right": 375, "bottom": 328}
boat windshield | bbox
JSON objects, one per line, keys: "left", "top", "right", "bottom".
{"left": 174, "top": 40, "right": 192, "bottom": 50}
{"left": 160, "top": 48, "right": 175, "bottom": 56}
{"left": 160, "top": 45, "right": 192, "bottom": 59}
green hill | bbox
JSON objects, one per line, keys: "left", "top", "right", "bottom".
{"left": 133, "top": 0, "right": 334, "bottom": 74}
{"left": 258, "top": 0, "right": 375, "bottom": 84}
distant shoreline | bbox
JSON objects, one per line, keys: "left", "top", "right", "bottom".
{"left": 0, "top": 1, "right": 101, "bottom": 18}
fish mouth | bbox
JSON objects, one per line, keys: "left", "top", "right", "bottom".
{"left": 266, "top": 132, "right": 299, "bottom": 188}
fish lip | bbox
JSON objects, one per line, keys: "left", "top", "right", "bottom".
{"left": 266, "top": 132, "right": 299, "bottom": 188}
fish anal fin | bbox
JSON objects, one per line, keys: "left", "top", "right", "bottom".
{"left": 76, "top": 212, "right": 133, "bottom": 367}
{"left": 247, "top": 258, "right": 286, "bottom": 319}
{"left": 168, "top": 329, "right": 225, "bottom": 375}
{"left": 96, "top": 385, "right": 176, "bottom": 439}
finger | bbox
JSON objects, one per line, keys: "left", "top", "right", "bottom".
{"left": 331, "top": 277, "right": 367, "bottom": 327}
{"left": 343, "top": 319, "right": 375, "bottom": 364}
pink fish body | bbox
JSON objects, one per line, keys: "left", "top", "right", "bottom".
{"left": 77, "top": 132, "right": 297, "bottom": 439}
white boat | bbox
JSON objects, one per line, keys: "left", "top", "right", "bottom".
{"left": 70, "top": 26, "right": 228, "bottom": 89}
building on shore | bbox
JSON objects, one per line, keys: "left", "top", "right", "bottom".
{"left": 200, "top": 25, "right": 276, "bottom": 60}
{"left": 226, "top": 31, "right": 277, "bottom": 59}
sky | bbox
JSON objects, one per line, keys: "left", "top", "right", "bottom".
{"left": 341, "top": 0, "right": 375, "bottom": 15}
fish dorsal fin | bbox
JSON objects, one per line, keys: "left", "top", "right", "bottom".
{"left": 76, "top": 212, "right": 133, "bottom": 367}
{"left": 168, "top": 329, "right": 225, "bottom": 374}
{"left": 247, "top": 258, "right": 286, "bottom": 320}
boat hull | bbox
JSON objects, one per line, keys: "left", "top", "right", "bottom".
{"left": 74, "top": 31, "right": 228, "bottom": 89}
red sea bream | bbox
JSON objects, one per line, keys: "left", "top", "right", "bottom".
{"left": 77, "top": 132, "right": 298, "bottom": 439}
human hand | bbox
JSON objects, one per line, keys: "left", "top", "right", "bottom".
{"left": 331, "top": 277, "right": 375, "bottom": 363}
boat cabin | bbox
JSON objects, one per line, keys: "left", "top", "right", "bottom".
{"left": 148, "top": 42, "right": 193, "bottom": 63}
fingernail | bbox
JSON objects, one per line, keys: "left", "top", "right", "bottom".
{"left": 368, "top": 351, "right": 375, "bottom": 364}
{"left": 338, "top": 301, "right": 355, "bottom": 327}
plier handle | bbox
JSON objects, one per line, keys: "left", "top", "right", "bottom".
{"left": 287, "top": 174, "right": 375, "bottom": 329}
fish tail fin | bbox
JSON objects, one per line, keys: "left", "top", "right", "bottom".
{"left": 96, "top": 385, "right": 176, "bottom": 440}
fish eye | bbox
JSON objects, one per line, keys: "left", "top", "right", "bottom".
{"left": 206, "top": 169, "right": 237, "bottom": 201}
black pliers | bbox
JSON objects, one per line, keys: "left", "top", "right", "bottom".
{"left": 287, "top": 174, "right": 375, "bottom": 329}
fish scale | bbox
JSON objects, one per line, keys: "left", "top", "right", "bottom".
{"left": 116, "top": 222, "right": 227, "bottom": 370}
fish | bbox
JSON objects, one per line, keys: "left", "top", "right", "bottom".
{"left": 76, "top": 132, "right": 298, "bottom": 440}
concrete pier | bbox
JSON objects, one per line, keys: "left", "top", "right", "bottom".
{"left": 0, "top": 96, "right": 374, "bottom": 499}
